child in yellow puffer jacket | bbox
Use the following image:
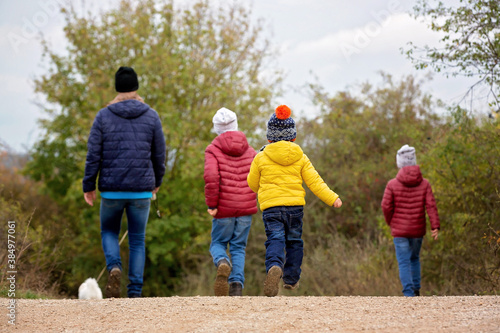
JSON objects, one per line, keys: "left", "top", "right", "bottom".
{"left": 247, "top": 105, "right": 342, "bottom": 297}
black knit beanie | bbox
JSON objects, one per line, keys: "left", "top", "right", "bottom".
{"left": 115, "top": 67, "right": 139, "bottom": 92}
{"left": 267, "top": 105, "right": 296, "bottom": 142}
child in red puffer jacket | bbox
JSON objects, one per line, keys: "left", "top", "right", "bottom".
{"left": 381, "top": 144, "right": 440, "bottom": 297}
{"left": 204, "top": 107, "right": 257, "bottom": 297}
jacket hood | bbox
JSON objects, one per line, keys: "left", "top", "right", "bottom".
{"left": 264, "top": 141, "right": 303, "bottom": 166}
{"left": 396, "top": 165, "right": 423, "bottom": 187}
{"left": 212, "top": 131, "right": 250, "bottom": 157}
{"left": 108, "top": 99, "right": 150, "bottom": 119}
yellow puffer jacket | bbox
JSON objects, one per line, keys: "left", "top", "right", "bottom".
{"left": 247, "top": 141, "right": 339, "bottom": 211}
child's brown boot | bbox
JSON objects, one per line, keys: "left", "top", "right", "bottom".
{"left": 283, "top": 281, "right": 299, "bottom": 290}
{"left": 214, "top": 259, "right": 231, "bottom": 296}
{"left": 264, "top": 266, "right": 282, "bottom": 297}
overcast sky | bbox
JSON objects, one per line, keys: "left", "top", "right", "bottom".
{"left": 0, "top": 0, "right": 483, "bottom": 152}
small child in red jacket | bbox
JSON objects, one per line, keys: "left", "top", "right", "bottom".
{"left": 204, "top": 107, "right": 257, "bottom": 296}
{"left": 381, "top": 144, "right": 440, "bottom": 297}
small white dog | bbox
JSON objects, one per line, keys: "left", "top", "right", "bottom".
{"left": 78, "top": 278, "right": 103, "bottom": 299}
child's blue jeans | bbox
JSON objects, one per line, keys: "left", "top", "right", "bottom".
{"left": 262, "top": 206, "right": 304, "bottom": 285}
{"left": 100, "top": 198, "right": 150, "bottom": 297}
{"left": 393, "top": 237, "right": 423, "bottom": 297}
{"left": 209, "top": 215, "right": 252, "bottom": 288}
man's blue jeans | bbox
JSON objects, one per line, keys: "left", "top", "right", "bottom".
{"left": 100, "top": 198, "right": 150, "bottom": 297}
{"left": 209, "top": 215, "right": 252, "bottom": 288}
{"left": 262, "top": 206, "right": 304, "bottom": 286}
{"left": 393, "top": 237, "right": 423, "bottom": 297}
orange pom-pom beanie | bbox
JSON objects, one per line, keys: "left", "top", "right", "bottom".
{"left": 267, "top": 105, "right": 296, "bottom": 142}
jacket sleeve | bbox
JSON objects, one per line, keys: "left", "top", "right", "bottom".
{"left": 425, "top": 181, "right": 440, "bottom": 230}
{"left": 247, "top": 154, "right": 261, "bottom": 193}
{"left": 83, "top": 112, "right": 103, "bottom": 193}
{"left": 301, "top": 155, "right": 339, "bottom": 206}
{"left": 204, "top": 148, "right": 220, "bottom": 208}
{"left": 381, "top": 182, "right": 394, "bottom": 225}
{"left": 151, "top": 114, "right": 166, "bottom": 188}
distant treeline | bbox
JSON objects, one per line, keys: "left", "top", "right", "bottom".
{"left": 0, "top": 0, "right": 499, "bottom": 298}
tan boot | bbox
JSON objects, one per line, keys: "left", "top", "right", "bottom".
{"left": 105, "top": 267, "right": 121, "bottom": 298}
{"left": 283, "top": 281, "right": 300, "bottom": 290}
{"left": 264, "top": 266, "right": 282, "bottom": 297}
{"left": 214, "top": 259, "right": 231, "bottom": 296}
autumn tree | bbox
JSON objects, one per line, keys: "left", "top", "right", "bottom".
{"left": 405, "top": 0, "right": 500, "bottom": 109}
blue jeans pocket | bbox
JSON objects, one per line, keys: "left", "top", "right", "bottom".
{"left": 132, "top": 198, "right": 150, "bottom": 209}
{"left": 102, "top": 198, "right": 120, "bottom": 208}
{"left": 393, "top": 237, "right": 410, "bottom": 249}
{"left": 289, "top": 211, "right": 304, "bottom": 229}
{"left": 213, "top": 217, "right": 233, "bottom": 225}
{"left": 263, "top": 213, "right": 283, "bottom": 231}
{"left": 236, "top": 215, "right": 252, "bottom": 226}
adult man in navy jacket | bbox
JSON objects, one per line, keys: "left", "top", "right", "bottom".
{"left": 83, "top": 67, "right": 166, "bottom": 298}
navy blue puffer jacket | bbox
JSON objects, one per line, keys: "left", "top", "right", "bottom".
{"left": 83, "top": 99, "right": 166, "bottom": 193}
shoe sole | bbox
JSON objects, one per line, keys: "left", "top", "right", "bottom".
{"left": 214, "top": 263, "right": 231, "bottom": 296}
{"left": 264, "top": 266, "right": 282, "bottom": 297}
{"left": 105, "top": 269, "right": 121, "bottom": 298}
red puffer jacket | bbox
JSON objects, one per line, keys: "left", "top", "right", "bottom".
{"left": 381, "top": 165, "right": 440, "bottom": 237}
{"left": 204, "top": 131, "right": 257, "bottom": 218}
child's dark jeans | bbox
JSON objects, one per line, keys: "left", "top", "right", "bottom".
{"left": 262, "top": 205, "right": 304, "bottom": 285}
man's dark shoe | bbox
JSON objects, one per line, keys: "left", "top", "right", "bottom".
{"left": 128, "top": 293, "right": 141, "bottom": 298}
{"left": 105, "top": 267, "right": 121, "bottom": 298}
{"left": 229, "top": 282, "right": 243, "bottom": 296}
{"left": 264, "top": 266, "right": 282, "bottom": 297}
{"left": 414, "top": 289, "right": 420, "bottom": 296}
{"left": 214, "top": 259, "right": 231, "bottom": 296}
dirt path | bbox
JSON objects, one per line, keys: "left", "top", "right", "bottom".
{"left": 2, "top": 296, "right": 499, "bottom": 332}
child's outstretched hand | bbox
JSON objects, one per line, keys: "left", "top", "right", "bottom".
{"left": 333, "top": 198, "right": 342, "bottom": 208}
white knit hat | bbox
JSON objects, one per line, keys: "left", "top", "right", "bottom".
{"left": 397, "top": 144, "right": 417, "bottom": 168}
{"left": 213, "top": 107, "right": 238, "bottom": 135}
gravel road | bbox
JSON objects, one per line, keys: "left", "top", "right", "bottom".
{"left": 2, "top": 296, "right": 499, "bottom": 332}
